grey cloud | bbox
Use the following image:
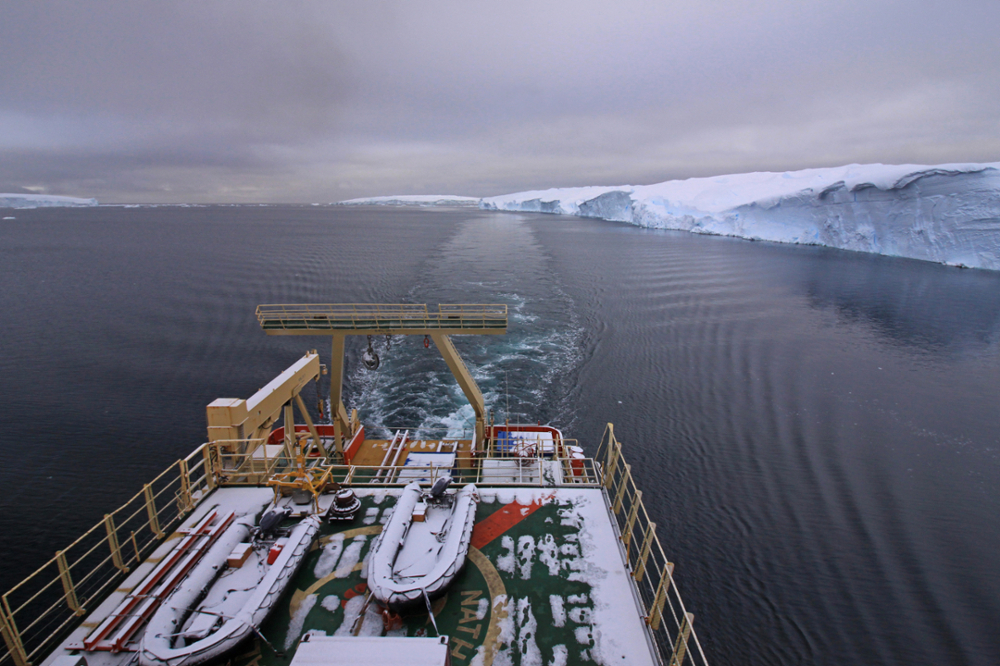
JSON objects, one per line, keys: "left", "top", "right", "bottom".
{"left": 1, "top": 0, "right": 998, "bottom": 202}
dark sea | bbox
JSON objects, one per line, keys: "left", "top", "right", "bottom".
{"left": 1, "top": 205, "right": 998, "bottom": 665}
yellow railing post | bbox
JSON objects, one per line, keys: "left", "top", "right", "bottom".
{"left": 670, "top": 612, "right": 695, "bottom": 666}
{"left": 1, "top": 595, "right": 30, "bottom": 666}
{"left": 144, "top": 484, "right": 164, "bottom": 539}
{"left": 634, "top": 522, "right": 656, "bottom": 583}
{"left": 177, "top": 459, "right": 193, "bottom": 513}
{"left": 647, "top": 562, "right": 674, "bottom": 630}
{"left": 104, "top": 514, "right": 128, "bottom": 573}
{"left": 56, "top": 550, "right": 84, "bottom": 616}
{"left": 612, "top": 463, "right": 631, "bottom": 514}
{"left": 202, "top": 444, "right": 217, "bottom": 491}
{"left": 604, "top": 431, "right": 620, "bottom": 489}
{"left": 621, "top": 489, "right": 643, "bottom": 558}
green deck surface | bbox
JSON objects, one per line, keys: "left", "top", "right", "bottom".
{"left": 228, "top": 495, "right": 607, "bottom": 666}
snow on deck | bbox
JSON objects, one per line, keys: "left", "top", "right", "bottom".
{"left": 45, "top": 485, "right": 659, "bottom": 666}
{"left": 477, "top": 487, "right": 658, "bottom": 666}
{"left": 43, "top": 488, "right": 274, "bottom": 666}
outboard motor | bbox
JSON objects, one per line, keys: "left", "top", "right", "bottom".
{"left": 429, "top": 475, "right": 452, "bottom": 499}
{"left": 258, "top": 506, "right": 292, "bottom": 540}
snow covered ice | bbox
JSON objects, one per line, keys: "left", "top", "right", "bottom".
{"left": 1, "top": 193, "right": 98, "bottom": 208}
{"left": 481, "top": 162, "right": 1000, "bottom": 270}
{"left": 338, "top": 194, "right": 479, "bottom": 206}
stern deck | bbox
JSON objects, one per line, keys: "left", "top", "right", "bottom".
{"left": 47, "top": 486, "right": 657, "bottom": 666}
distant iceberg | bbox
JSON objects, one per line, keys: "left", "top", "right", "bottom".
{"left": 1, "top": 193, "right": 98, "bottom": 209}
{"left": 339, "top": 194, "right": 479, "bottom": 206}
{"left": 481, "top": 163, "right": 1000, "bottom": 270}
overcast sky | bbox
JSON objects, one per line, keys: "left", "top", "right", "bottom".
{"left": 2, "top": 0, "right": 998, "bottom": 203}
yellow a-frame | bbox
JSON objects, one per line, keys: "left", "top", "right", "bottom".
{"left": 252, "top": 303, "right": 507, "bottom": 455}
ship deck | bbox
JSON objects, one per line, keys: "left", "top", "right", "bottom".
{"left": 45, "top": 484, "right": 658, "bottom": 666}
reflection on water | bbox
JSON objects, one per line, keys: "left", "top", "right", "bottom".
{"left": 802, "top": 250, "right": 1000, "bottom": 352}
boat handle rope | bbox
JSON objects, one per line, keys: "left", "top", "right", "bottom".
{"left": 422, "top": 588, "right": 439, "bottom": 637}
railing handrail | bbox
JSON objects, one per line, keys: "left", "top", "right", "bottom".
{"left": 0, "top": 449, "right": 210, "bottom": 666}
{"left": 595, "top": 423, "right": 710, "bottom": 666}
{"left": 254, "top": 303, "right": 508, "bottom": 334}
{"left": 256, "top": 303, "right": 508, "bottom": 319}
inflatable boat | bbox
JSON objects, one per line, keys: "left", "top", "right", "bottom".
{"left": 138, "top": 510, "right": 321, "bottom": 666}
{"left": 367, "top": 479, "right": 479, "bottom": 611}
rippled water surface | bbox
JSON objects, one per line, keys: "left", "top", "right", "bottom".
{"left": 1, "top": 205, "right": 998, "bottom": 665}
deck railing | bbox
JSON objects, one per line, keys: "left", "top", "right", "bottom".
{"left": 0, "top": 449, "right": 210, "bottom": 666}
{"left": 255, "top": 303, "right": 508, "bottom": 333}
{"left": 208, "top": 437, "right": 293, "bottom": 486}
{"left": 595, "top": 424, "right": 709, "bottom": 666}
{"left": 2, "top": 427, "right": 705, "bottom": 666}
{"left": 201, "top": 436, "right": 601, "bottom": 488}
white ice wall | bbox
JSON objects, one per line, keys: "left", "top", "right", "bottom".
{"left": 481, "top": 163, "right": 1000, "bottom": 270}
{"left": 1, "top": 194, "right": 98, "bottom": 208}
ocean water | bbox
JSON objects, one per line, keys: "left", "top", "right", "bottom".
{"left": 1, "top": 205, "right": 998, "bottom": 665}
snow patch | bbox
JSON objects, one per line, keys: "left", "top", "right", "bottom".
{"left": 537, "top": 534, "right": 561, "bottom": 576}
{"left": 334, "top": 594, "right": 382, "bottom": 637}
{"left": 559, "top": 507, "right": 582, "bottom": 529}
{"left": 320, "top": 595, "right": 340, "bottom": 613}
{"left": 517, "top": 535, "right": 536, "bottom": 580}
{"left": 493, "top": 595, "right": 516, "bottom": 666}
{"left": 496, "top": 536, "right": 515, "bottom": 574}
{"left": 574, "top": 626, "right": 594, "bottom": 645}
{"left": 495, "top": 490, "right": 517, "bottom": 504}
{"left": 477, "top": 597, "right": 489, "bottom": 620}
{"left": 550, "top": 595, "right": 566, "bottom": 628}
{"left": 284, "top": 594, "right": 317, "bottom": 650}
{"left": 313, "top": 534, "right": 345, "bottom": 578}
{"left": 335, "top": 536, "right": 368, "bottom": 578}
{"left": 516, "top": 597, "right": 541, "bottom": 666}
{"left": 549, "top": 645, "right": 568, "bottom": 666}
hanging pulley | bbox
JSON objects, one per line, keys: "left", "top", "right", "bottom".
{"left": 385, "top": 334, "right": 392, "bottom": 350}
{"left": 423, "top": 335, "right": 430, "bottom": 349}
{"left": 363, "top": 334, "right": 380, "bottom": 370}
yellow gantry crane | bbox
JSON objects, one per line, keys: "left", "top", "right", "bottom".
{"left": 246, "top": 303, "right": 507, "bottom": 456}
{"left": 205, "top": 350, "right": 326, "bottom": 452}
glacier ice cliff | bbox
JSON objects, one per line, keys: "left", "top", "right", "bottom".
{"left": 480, "top": 163, "right": 1000, "bottom": 270}
{"left": 1, "top": 194, "right": 98, "bottom": 209}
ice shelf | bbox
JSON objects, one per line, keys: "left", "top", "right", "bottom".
{"left": 1, "top": 193, "right": 98, "bottom": 208}
{"left": 481, "top": 162, "right": 1000, "bottom": 270}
